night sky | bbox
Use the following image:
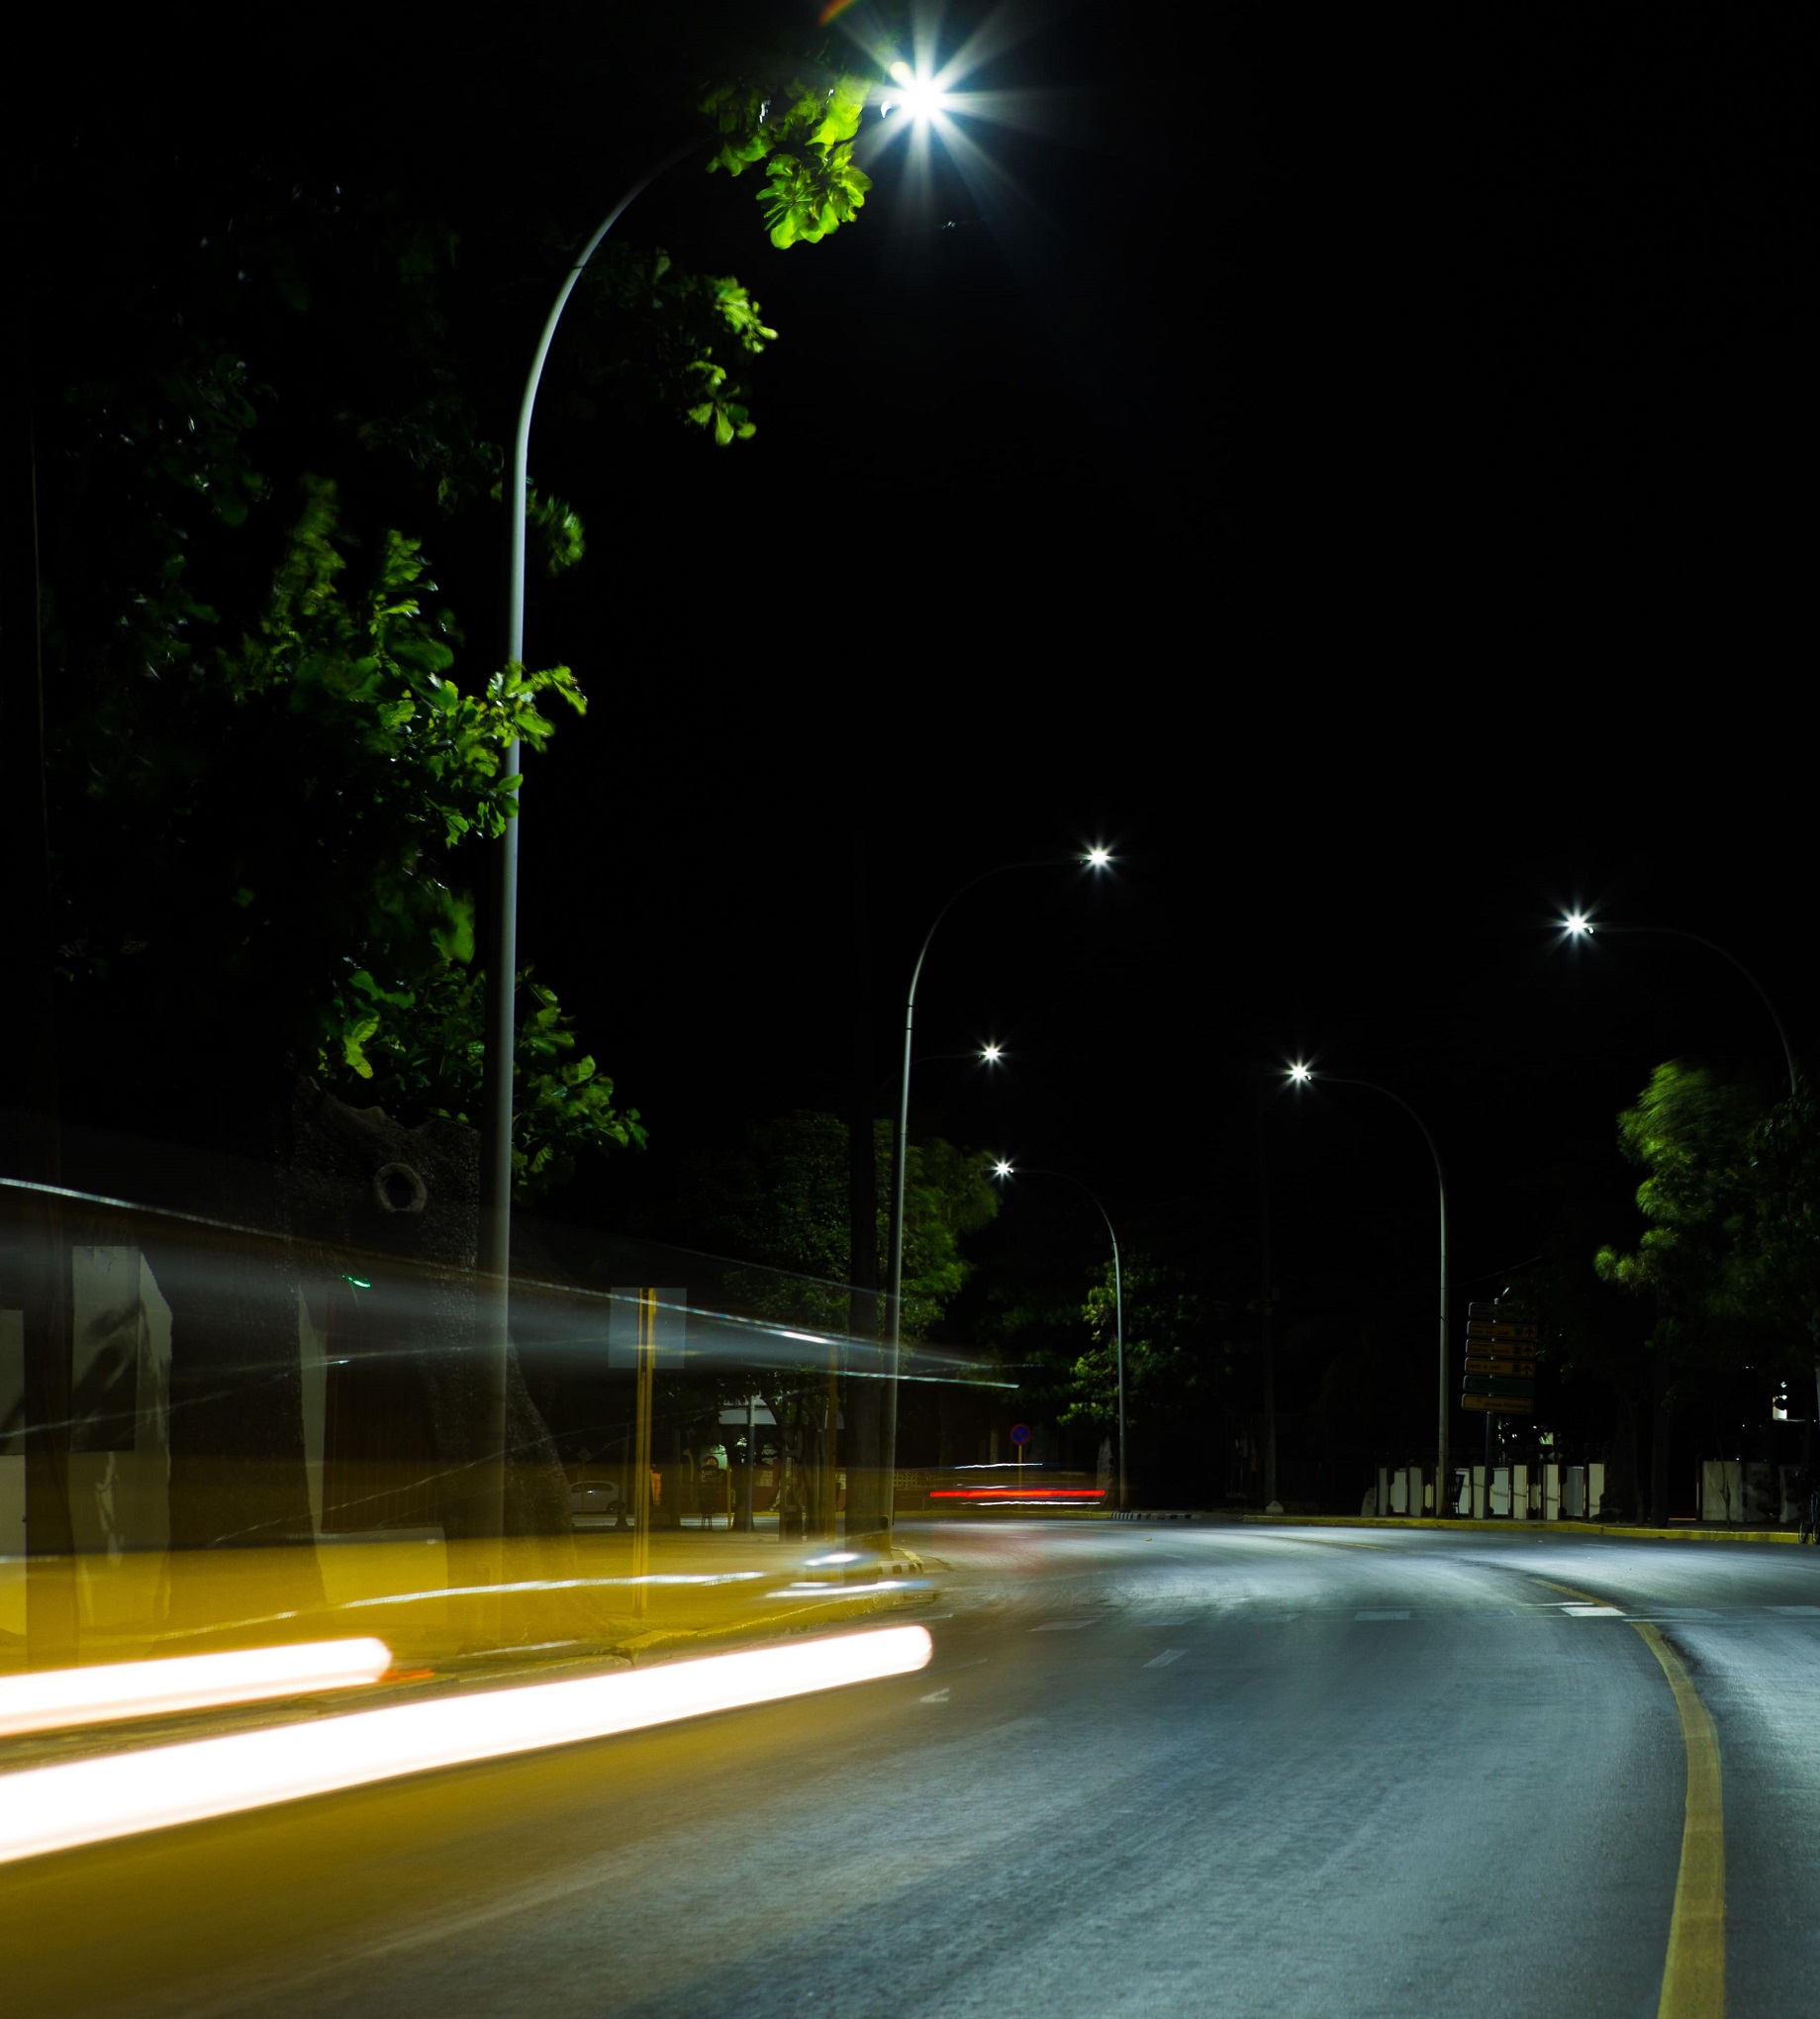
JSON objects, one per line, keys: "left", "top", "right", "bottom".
{"left": 498, "top": 5, "right": 1806, "bottom": 1285}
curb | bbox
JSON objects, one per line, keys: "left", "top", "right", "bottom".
{"left": 1239, "top": 1513, "right": 1804, "bottom": 1545}
{"left": 611, "top": 1587, "right": 932, "bottom": 1666}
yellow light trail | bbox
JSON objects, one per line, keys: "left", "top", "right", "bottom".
{"left": 0, "top": 1625, "right": 933, "bottom": 1867}
{"left": 0, "top": 1639, "right": 394, "bottom": 1738}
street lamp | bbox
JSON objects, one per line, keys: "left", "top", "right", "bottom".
{"left": 1287, "top": 1064, "right": 1452, "bottom": 1516}
{"left": 1558, "top": 913, "right": 1797, "bottom": 1099}
{"left": 474, "top": 142, "right": 693, "bottom": 1548}
{"left": 476, "top": 54, "right": 968, "bottom": 1541}
{"left": 991, "top": 1162, "right": 1126, "bottom": 1511}
{"left": 881, "top": 849, "right": 1114, "bottom": 1531}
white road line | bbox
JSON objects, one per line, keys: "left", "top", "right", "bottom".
{"left": 1767, "top": 1605, "right": 1820, "bottom": 1616}
{"left": 1143, "top": 1650, "right": 1186, "bottom": 1669}
{"left": 919, "top": 1688, "right": 951, "bottom": 1703}
{"left": 1353, "top": 1610, "right": 1410, "bottom": 1621}
{"left": 1561, "top": 1604, "right": 1626, "bottom": 1617}
{"left": 1031, "top": 1620, "right": 1097, "bottom": 1632}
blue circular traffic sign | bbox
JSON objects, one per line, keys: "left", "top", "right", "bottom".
{"left": 1009, "top": 1423, "right": 1032, "bottom": 1446}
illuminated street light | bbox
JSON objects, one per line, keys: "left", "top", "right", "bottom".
{"left": 881, "top": 850, "right": 1115, "bottom": 1536}
{"left": 1288, "top": 1066, "right": 1452, "bottom": 1515}
{"left": 1556, "top": 909, "right": 1796, "bottom": 1098}
{"left": 479, "top": 75, "right": 1001, "bottom": 1563}
{"left": 992, "top": 1163, "right": 1125, "bottom": 1511}
{"left": 882, "top": 59, "right": 950, "bottom": 121}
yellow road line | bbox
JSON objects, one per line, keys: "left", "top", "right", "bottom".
{"left": 1530, "top": 1578, "right": 1724, "bottom": 2015}
{"left": 1635, "top": 1623, "right": 1725, "bottom": 2019}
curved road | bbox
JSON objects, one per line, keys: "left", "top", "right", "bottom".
{"left": 9, "top": 1521, "right": 1820, "bottom": 2016}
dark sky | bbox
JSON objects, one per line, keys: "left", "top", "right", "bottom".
{"left": 30, "top": 2, "right": 1805, "bottom": 1334}
{"left": 490, "top": 2, "right": 1806, "bottom": 1310}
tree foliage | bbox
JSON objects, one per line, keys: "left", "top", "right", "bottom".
{"left": 1593, "top": 1059, "right": 1790, "bottom": 1386}
{"left": 703, "top": 72, "right": 874, "bottom": 248}
{"left": 28, "top": 20, "right": 874, "bottom": 1190}
{"left": 682, "top": 1112, "right": 997, "bottom": 1341}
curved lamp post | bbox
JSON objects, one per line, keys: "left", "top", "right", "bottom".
{"left": 992, "top": 1161, "right": 1125, "bottom": 1511}
{"left": 478, "top": 63, "right": 961, "bottom": 1549}
{"left": 1288, "top": 1064, "right": 1451, "bottom": 1516}
{"left": 881, "top": 849, "right": 1113, "bottom": 1527}
{"left": 1560, "top": 913, "right": 1797, "bottom": 1100}
{"left": 474, "top": 144, "right": 693, "bottom": 1544}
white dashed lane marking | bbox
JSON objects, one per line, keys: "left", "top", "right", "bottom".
{"left": 1354, "top": 1610, "right": 1411, "bottom": 1621}
{"left": 1031, "top": 1620, "right": 1097, "bottom": 1632}
{"left": 1143, "top": 1650, "right": 1186, "bottom": 1669}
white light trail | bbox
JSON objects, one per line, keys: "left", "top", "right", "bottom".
{"left": 0, "top": 1625, "right": 933, "bottom": 1867}
{"left": 0, "top": 1639, "right": 393, "bottom": 1740}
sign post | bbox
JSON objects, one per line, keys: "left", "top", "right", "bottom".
{"left": 610, "top": 1290, "right": 686, "bottom": 1613}
{"left": 1463, "top": 1301, "right": 1536, "bottom": 1516}
{"left": 1010, "top": 1422, "right": 1032, "bottom": 1493}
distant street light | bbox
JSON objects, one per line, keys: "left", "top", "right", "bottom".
{"left": 1558, "top": 913, "right": 1797, "bottom": 1099}
{"left": 1287, "top": 1065, "right": 1452, "bottom": 1515}
{"left": 991, "top": 1163, "right": 1125, "bottom": 1511}
{"left": 882, "top": 850, "right": 1115, "bottom": 1529}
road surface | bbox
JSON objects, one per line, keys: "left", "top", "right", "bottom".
{"left": 8, "top": 1520, "right": 1819, "bottom": 2016}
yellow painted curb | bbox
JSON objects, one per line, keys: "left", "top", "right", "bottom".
{"left": 1242, "top": 1514, "right": 1797, "bottom": 1545}
{"left": 1534, "top": 1576, "right": 1724, "bottom": 2017}
{"left": 1635, "top": 1623, "right": 1726, "bottom": 2018}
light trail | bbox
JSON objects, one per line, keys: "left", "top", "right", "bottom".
{"left": 928, "top": 1488, "right": 1105, "bottom": 1500}
{"left": 0, "top": 1625, "right": 933, "bottom": 1867}
{"left": 0, "top": 1640, "right": 394, "bottom": 1739}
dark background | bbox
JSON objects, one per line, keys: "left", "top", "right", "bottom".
{"left": 23, "top": 1, "right": 1807, "bottom": 1499}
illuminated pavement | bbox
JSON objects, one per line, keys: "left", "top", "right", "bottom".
{"left": 9, "top": 1520, "right": 1820, "bottom": 2016}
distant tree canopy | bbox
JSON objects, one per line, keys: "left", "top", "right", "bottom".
{"left": 680, "top": 1112, "right": 999, "bottom": 1341}
{"left": 1595, "top": 1060, "right": 1815, "bottom": 1393}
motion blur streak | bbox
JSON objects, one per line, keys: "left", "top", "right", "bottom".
{"left": 928, "top": 1488, "right": 1104, "bottom": 1499}
{"left": 0, "top": 1625, "right": 933, "bottom": 1867}
{"left": 0, "top": 1639, "right": 394, "bottom": 1738}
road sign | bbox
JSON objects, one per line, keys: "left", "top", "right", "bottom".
{"left": 1009, "top": 1423, "right": 1032, "bottom": 1447}
{"left": 1463, "top": 1375, "right": 1535, "bottom": 1398}
{"left": 1463, "top": 1302, "right": 1537, "bottom": 1426}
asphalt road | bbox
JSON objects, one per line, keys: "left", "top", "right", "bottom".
{"left": 10, "top": 1520, "right": 1820, "bottom": 2017}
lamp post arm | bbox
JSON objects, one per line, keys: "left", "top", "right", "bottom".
{"left": 882, "top": 856, "right": 1094, "bottom": 1526}
{"left": 886, "top": 859, "right": 1080, "bottom": 1343}
{"left": 479, "top": 140, "right": 693, "bottom": 1288}
{"left": 1596, "top": 924, "right": 1797, "bottom": 1101}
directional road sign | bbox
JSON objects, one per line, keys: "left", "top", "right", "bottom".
{"left": 1462, "top": 1394, "right": 1534, "bottom": 1415}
